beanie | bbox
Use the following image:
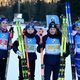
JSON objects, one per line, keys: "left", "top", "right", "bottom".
{"left": 49, "top": 22, "right": 57, "bottom": 29}
{"left": 26, "top": 23, "right": 35, "bottom": 29}
{"left": 0, "top": 18, "right": 7, "bottom": 23}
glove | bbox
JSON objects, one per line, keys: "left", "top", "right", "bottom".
{"left": 9, "top": 27, "right": 14, "bottom": 32}
{"left": 63, "top": 52, "right": 67, "bottom": 58}
{"left": 18, "top": 56, "right": 21, "bottom": 59}
{"left": 16, "top": 50, "right": 23, "bottom": 56}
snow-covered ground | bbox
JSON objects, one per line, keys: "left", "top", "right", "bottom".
{"left": 6, "top": 24, "right": 78, "bottom": 80}
{"left": 7, "top": 51, "right": 78, "bottom": 80}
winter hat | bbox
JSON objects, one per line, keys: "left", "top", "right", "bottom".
{"left": 26, "top": 23, "right": 35, "bottom": 29}
{"left": 0, "top": 17, "right": 7, "bottom": 23}
{"left": 49, "top": 22, "right": 57, "bottom": 29}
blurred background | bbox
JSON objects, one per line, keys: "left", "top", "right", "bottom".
{"left": 0, "top": 0, "right": 80, "bottom": 22}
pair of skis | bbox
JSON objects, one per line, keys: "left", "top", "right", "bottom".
{"left": 58, "top": 2, "right": 75, "bottom": 80}
{"left": 65, "top": 2, "right": 76, "bottom": 80}
{"left": 58, "top": 17, "right": 68, "bottom": 80}
{"left": 16, "top": 21, "right": 30, "bottom": 80}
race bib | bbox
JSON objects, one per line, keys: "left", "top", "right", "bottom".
{"left": 26, "top": 44, "right": 37, "bottom": 52}
{"left": 48, "top": 44, "right": 60, "bottom": 50}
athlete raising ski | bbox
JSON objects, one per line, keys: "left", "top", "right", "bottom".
{"left": 13, "top": 23, "right": 40, "bottom": 80}
{"left": 38, "top": 22, "right": 70, "bottom": 80}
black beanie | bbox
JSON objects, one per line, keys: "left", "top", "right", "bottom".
{"left": 49, "top": 22, "right": 57, "bottom": 29}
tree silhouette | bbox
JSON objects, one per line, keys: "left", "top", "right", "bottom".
{"left": 57, "top": 0, "right": 80, "bottom": 21}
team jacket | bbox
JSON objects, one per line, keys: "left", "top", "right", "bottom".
{"left": 73, "top": 33, "right": 80, "bottom": 58}
{"left": 13, "top": 30, "right": 40, "bottom": 60}
{"left": 39, "top": 30, "right": 69, "bottom": 65}
{"left": 0, "top": 27, "right": 13, "bottom": 58}
{"left": 73, "top": 33, "right": 80, "bottom": 69}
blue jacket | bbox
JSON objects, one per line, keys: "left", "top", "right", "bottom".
{"left": 13, "top": 30, "right": 40, "bottom": 61}
{"left": 40, "top": 31, "right": 69, "bottom": 65}
{"left": 0, "top": 27, "right": 13, "bottom": 58}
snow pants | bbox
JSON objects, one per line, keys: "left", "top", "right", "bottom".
{"left": 44, "top": 64, "right": 60, "bottom": 80}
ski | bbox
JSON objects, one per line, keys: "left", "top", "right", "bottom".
{"left": 38, "top": 28, "right": 44, "bottom": 80}
{"left": 65, "top": 2, "right": 76, "bottom": 80}
{"left": 24, "top": 35, "right": 31, "bottom": 79}
{"left": 58, "top": 17, "right": 67, "bottom": 80}
{"left": 16, "top": 21, "right": 29, "bottom": 80}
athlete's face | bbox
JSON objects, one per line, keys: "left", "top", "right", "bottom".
{"left": 49, "top": 27, "right": 57, "bottom": 35}
{"left": 27, "top": 28, "right": 34, "bottom": 34}
{"left": 1, "top": 20, "right": 8, "bottom": 29}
